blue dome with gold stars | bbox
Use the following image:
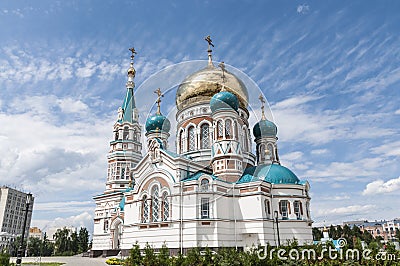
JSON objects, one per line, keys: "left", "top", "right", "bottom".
{"left": 253, "top": 119, "right": 277, "bottom": 138}
{"left": 145, "top": 114, "right": 171, "bottom": 133}
{"left": 210, "top": 91, "right": 239, "bottom": 112}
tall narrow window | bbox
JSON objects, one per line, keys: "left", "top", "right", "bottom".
{"left": 279, "top": 200, "right": 289, "bottom": 220}
{"left": 243, "top": 129, "right": 248, "bottom": 151}
{"left": 200, "top": 179, "right": 209, "bottom": 191}
{"left": 267, "top": 144, "right": 274, "bottom": 161}
{"left": 142, "top": 195, "right": 149, "bottom": 223}
{"left": 225, "top": 120, "right": 232, "bottom": 138}
{"left": 162, "top": 192, "right": 169, "bottom": 221}
{"left": 217, "top": 121, "right": 223, "bottom": 139}
{"left": 234, "top": 121, "right": 238, "bottom": 139}
{"left": 264, "top": 199, "right": 271, "bottom": 217}
{"left": 259, "top": 144, "right": 266, "bottom": 162}
{"left": 123, "top": 127, "right": 129, "bottom": 140}
{"left": 188, "top": 126, "right": 196, "bottom": 151}
{"left": 200, "top": 124, "right": 210, "bottom": 149}
{"left": 151, "top": 186, "right": 159, "bottom": 222}
{"left": 306, "top": 201, "right": 310, "bottom": 219}
{"left": 294, "top": 201, "right": 301, "bottom": 220}
{"left": 201, "top": 198, "right": 210, "bottom": 219}
{"left": 179, "top": 130, "right": 184, "bottom": 153}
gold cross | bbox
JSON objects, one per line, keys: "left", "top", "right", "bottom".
{"left": 129, "top": 47, "right": 137, "bottom": 60}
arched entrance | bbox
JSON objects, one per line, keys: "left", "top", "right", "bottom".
{"left": 110, "top": 218, "right": 123, "bottom": 250}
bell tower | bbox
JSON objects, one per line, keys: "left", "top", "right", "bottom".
{"left": 106, "top": 48, "right": 143, "bottom": 193}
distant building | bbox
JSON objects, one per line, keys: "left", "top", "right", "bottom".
{"left": 29, "top": 227, "right": 43, "bottom": 240}
{"left": 0, "top": 186, "right": 34, "bottom": 251}
{"left": 344, "top": 219, "right": 400, "bottom": 241}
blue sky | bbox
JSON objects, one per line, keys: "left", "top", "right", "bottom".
{"left": 1, "top": 0, "right": 399, "bottom": 233}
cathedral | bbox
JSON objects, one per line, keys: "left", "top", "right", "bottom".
{"left": 92, "top": 38, "right": 313, "bottom": 256}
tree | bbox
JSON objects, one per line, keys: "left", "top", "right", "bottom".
{"left": 27, "top": 237, "right": 42, "bottom": 257}
{"left": 70, "top": 231, "right": 79, "bottom": 254}
{"left": 142, "top": 243, "right": 157, "bottom": 266}
{"left": 54, "top": 228, "right": 72, "bottom": 255}
{"left": 125, "top": 242, "right": 142, "bottom": 266}
{"left": 157, "top": 243, "right": 170, "bottom": 266}
{"left": 78, "top": 227, "right": 89, "bottom": 253}
{"left": 312, "top": 228, "right": 323, "bottom": 241}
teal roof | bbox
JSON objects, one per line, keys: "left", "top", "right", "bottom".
{"left": 145, "top": 113, "right": 171, "bottom": 133}
{"left": 181, "top": 171, "right": 216, "bottom": 182}
{"left": 119, "top": 196, "right": 126, "bottom": 211}
{"left": 119, "top": 88, "right": 136, "bottom": 123}
{"left": 210, "top": 91, "right": 239, "bottom": 112}
{"left": 253, "top": 119, "right": 277, "bottom": 138}
{"left": 238, "top": 164, "right": 300, "bottom": 184}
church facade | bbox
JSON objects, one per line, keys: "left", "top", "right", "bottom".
{"left": 92, "top": 40, "right": 313, "bottom": 256}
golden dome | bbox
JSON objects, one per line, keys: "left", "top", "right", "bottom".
{"left": 176, "top": 64, "right": 249, "bottom": 111}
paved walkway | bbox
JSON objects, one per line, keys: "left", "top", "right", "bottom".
{"left": 10, "top": 256, "right": 110, "bottom": 265}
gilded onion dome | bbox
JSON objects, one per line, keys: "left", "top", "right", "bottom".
{"left": 176, "top": 64, "right": 249, "bottom": 111}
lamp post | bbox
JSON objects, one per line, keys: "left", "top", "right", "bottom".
{"left": 16, "top": 193, "right": 32, "bottom": 266}
{"left": 274, "top": 211, "right": 281, "bottom": 246}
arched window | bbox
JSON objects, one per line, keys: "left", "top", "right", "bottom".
{"left": 162, "top": 192, "right": 169, "bottom": 221}
{"left": 142, "top": 195, "right": 149, "bottom": 223}
{"left": 114, "top": 131, "right": 119, "bottom": 140}
{"left": 151, "top": 186, "right": 160, "bottom": 222}
{"left": 200, "top": 178, "right": 209, "bottom": 191}
{"left": 264, "top": 199, "right": 271, "bottom": 217}
{"left": 123, "top": 127, "right": 129, "bottom": 140}
{"left": 259, "top": 144, "right": 266, "bottom": 162}
{"left": 225, "top": 120, "right": 232, "bottom": 138}
{"left": 217, "top": 121, "right": 223, "bottom": 139}
{"left": 200, "top": 124, "right": 210, "bottom": 149}
{"left": 188, "top": 126, "right": 196, "bottom": 151}
{"left": 267, "top": 144, "right": 274, "bottom": 161}
{"left": 179, "top": 130, "right": 184, "bottom": 153}
{"left": 243, "top": 128, "right": 248, "bottom": 151}
{"left": 293, "top": 201, "right": 301, "bottom": 220}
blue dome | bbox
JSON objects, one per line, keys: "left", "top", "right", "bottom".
{"left": 253, "top": 119, "right": 277, "bottom": 138}
{"left": 210, "top": 91, "right": 239, "bottom": 112}
{"left": 145, "top": 114, "right": 171, "bottom": 133}
{"left": 238, "top": 164, "right": 300, "bottom": 184}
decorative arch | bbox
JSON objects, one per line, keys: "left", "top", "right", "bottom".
{"left": 216, "top": 120, "right": 224, "bottom": 140}
{"left": 110, "top": 217, "right": 123, "bottom": 249}
{"left": 179, "top": 128, "right": 185, "bottom": 153}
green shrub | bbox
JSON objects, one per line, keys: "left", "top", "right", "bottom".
{"left": 0, "top": 251, "right": 10, "bottom": 266}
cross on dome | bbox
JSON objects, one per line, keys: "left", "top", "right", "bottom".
{"left": 259, "top": 94, "right": 266, "bottom": 120}
{"left": 154, "top": 88, "right": 164, "bottom": 115}
{"left": 205, "top": 35, "right": 214, "bottom": 66}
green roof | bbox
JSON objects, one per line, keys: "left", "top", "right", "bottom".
{"left": 118, "top": 88, "right": 136, "bottom": 123}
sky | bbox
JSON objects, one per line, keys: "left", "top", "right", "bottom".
{"left": 0, "top": 0, "right": 399, "bottom": 235}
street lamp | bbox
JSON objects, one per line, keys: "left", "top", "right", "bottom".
{"left": 16, "top": 193, "right": 33, "bottom": 266}
{"left": 274, "top": 211, "right": 281, "bottom": 246}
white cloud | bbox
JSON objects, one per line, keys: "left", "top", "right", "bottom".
{"left": 297, "top": 4, "right": 310, "bottom": 14}
{"left": 371, "top": 141, "right": 400, "bottom": 157}
{"left": 32, "top": 212, "right": 94, "bottom": 235}
{"left": 395, "top": 109, "right": 400, "bottom": 115}
{"left": 311, "top": 149, "right": 328, "bottom": 155}
{"left": 57, "top": 98, "right": 89, "bottom": 114}
{"left": 316, "top": 204, "right": 375, "bottom": 216}
{"left": 362, "top": 177, "right": 400, "bottom": 195}
{"left": 76, "top": 60, "right": 97, "bottom": 78}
